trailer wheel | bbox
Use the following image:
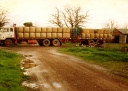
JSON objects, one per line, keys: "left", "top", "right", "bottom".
{"left": 4, "top": 39, "right": 13, "bottom": 46}
{"left": 88, "top": 40, "right": 95, "bottom": 47}
{"left": 52, "top": 39, "right": 60, "bottom": 46}
{"left": 43, "top": 39, "right": 50, "bottom": 46}
{"left": 95, "top": 40, "right": 104, "bottom": 47}
{"left": 96, "top": 40, "right": 104, "bottom": 44}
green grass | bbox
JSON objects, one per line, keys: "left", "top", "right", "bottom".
{"left": 0, "top": 49, "right": 27, "bottom": 91}
{"left": 59, "top": 43, "right": 128, "bottom": 78}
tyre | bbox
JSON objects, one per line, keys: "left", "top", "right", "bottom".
{"left": 88, "top": 40, "right": 95, "bottom": 47}
{"left": 52, "top": 39, "right": 60, "bottom": 46}
{"left": 43, "top": 39, "right": 50, "bottom": 46}
{"left": 95, "top": 40, "right": 104, "bottom": 47}
{"left": 4, "top": 39, "right": 13, "bottom": 46}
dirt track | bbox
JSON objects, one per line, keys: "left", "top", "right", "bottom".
{"left": 1, "top": 46, "right": 128, "bottom": 91}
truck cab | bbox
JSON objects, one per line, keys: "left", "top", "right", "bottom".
{"left": 0, "top": 27, "right": 15, "bottom": 46}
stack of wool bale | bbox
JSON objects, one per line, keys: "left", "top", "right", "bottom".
{"left": 16, "top": 27, "right": 70, "bottom": 39}
{"left": 81, "top": 28, "right": 112, "bottom": 39}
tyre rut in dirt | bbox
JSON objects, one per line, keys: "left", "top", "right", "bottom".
{"left": 4, "top": 39, "right": 13, "bottom": 46}
{"left": 52, "top": 39, "right": 60, "bottom": 46}
{"left": 43, "top": 39, "right": 50, "bottom": 46}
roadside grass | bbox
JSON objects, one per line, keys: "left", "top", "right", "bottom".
{"left": 59, "top": 43, "right": 128, "bottom": 78}
{"left": 0, "top": 49, "right": 27, "bottom": 91}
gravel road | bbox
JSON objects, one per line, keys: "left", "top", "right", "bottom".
{"left": 1, "top": 45, "right": 128, "bottom": 91}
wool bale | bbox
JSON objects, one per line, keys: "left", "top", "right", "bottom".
{"left": 63, "top": 28, "right": 70, "bottom": 33}
{"left": 89, "top": 29, "right": 94, "bottom": 33}
{"left": 57, "top": 33, "right": 62, "bottom": 38}
{"left": 30, "top": 33, "right": 35, "bottom": 38}
{"left": 67, "top": 28, "right": 70, "bottom": 33}
{"left": 52, "top": 27, "right": 58, "bottom": 33}
{"left": 104, "top": 29, "right": 110, "bottom": 34}
{"left": 63, "top": 33, "right": 70, "bottom": 38}
{"left": 99, "top": 34, "right": 103, "bottom": 38}
{"left": 30, "top": 27, "right": 35, "bottom": 33}
{"left": 24, "top": 33, "right": 29, "bottom": 38}
{"left": 17, "top": 27, "right": 23, "bottom": 33}
{"left": 81, "top": 33, "right": 85, "bottom": 38}
{"left": 107, "top": 34, "right": 112, "bottom": 38}
{"left": 47, "top": 28, "right": 52, "bottom": 33}
{"left": 47, "top": 33, "right": 51, "bottom": 38}
{"left": 35, "top": 27, "right": 41, "bottom": 33}
{"left": 36, "top": 33, "right": 41, "bottom": 38}
{"left": 85, "top": 34, "right": 90, "bottom": 38}
{"left": 52, "top": 33, "right": 57, "bottom": 38}
{"left": 18, "top": 33, "right": 23, "bottom": 38}
{"left": 97, "top": 29, "right": 104, "bottom": 34}
{"left": 41, "top": 33, "right": 46, "bottom": 38}
{"left": 90, "top": 34, "right": 94, "bottom": 38}
{"left": 95, "top": 34, "right": 99, "bottom": 38}
{"left": 24, "top": 27, "right": 29, "bottom": 33}
{"left": 103, "top": 34, "right": 107, "bottom": 38}
{"left": 41, "top": 27, "right": 46, "bottom": 33}
{"left": 82, "top": 29, "right": 89, "bottom": 33}
{"left": 57, "top": 28, "right": 63, "bottom": 33}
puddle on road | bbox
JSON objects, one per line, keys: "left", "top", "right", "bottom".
{"left": 24, "top": 54, "right": 33, "bottom": 57}
{"left": 21, "top": 54, "right": 39, "bottom": 90}
{"left": 21, "top": 55, "right": 37, "bottom": 69}
{"left": 52, "top": 82, "right": 62, "bottom": 88}
{"left": 21, "top": 54, "right": 63, "bottom": 91}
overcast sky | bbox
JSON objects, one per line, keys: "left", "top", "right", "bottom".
{"left": 0, "top": 0, "right": 128, "bottom": 28}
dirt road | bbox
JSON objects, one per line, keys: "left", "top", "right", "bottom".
{"left": 1, "top": 46, "right": 128, "bottom": 91}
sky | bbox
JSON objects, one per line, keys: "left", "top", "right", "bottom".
{"left": 0, "top": 0, "right": 128, "bottom": 28}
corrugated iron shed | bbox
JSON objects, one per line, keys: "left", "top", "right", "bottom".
{"left": 118, "top": 29, "right": 128, "bottom": 34}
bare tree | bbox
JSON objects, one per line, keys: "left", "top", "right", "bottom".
{"left": 50, "top": 6, "right": 89, "bottom": 29}
{"left": 50, "top": 8, "right": 63, "bottom": 27}
{"left": 103, "top": 19, "right": 118, "bottom": 31}
{"left": 63, "top": 6, "right": 89, "bottom": 29}
{"left": 0, "top": 7, "right": 9, "bottom": 27}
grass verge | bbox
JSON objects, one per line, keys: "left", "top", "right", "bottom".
{"left": 59, "top": 43, "right": 128, "bottom": 78}
{"left": 0, "top": 49, "right": 27, "bottom": 91}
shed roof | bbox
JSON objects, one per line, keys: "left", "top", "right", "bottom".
{"left": 117, "top": 29, "right": 128, "bottom": 34}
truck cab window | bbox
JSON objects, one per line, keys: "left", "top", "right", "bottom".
{"left": 3, "top": 28, "right": 9, "bottom": 32}
{"left": 10, "top": 28, "right": 13, "bottom": 32}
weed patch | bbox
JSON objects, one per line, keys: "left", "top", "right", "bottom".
{"left": 0, "top": 49, "right": 27, "bottom": 91}
{"left": 59, "top": 45, "right": 128, "bottom": 78}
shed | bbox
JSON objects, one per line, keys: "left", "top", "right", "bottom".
{"left": 113, "top": 28, "right": 128, "bottom": 43}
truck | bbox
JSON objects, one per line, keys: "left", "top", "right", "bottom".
{"left": 0, "top": 25, "right": 112, "bottom": 47}
{"left": 0, "top": 26, "right": 70, "bottom": 46}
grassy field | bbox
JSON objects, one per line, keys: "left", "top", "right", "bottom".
{"left": 0, "top": 49, "right": 27, "bottom": 91}
{"left": 59, "top": 43, "right": 128, "bottom": 78}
